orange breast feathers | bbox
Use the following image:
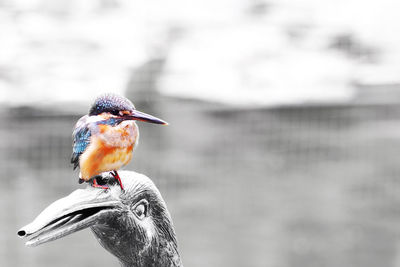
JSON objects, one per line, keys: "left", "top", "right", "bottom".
{"left": 79, "top": 121, "right": 138, "bottom": 181}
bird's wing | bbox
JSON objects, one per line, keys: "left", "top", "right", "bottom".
{"left": 71, "top": 115, "right": 92, "bottom": 170}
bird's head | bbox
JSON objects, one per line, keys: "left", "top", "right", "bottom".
{"left": 17, "top": 171, "right": 182, "bottom": 267}
{"left": 89, "top": 93, "right": 168, "bottom": 125}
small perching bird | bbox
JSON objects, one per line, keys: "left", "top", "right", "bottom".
{"left": 18, "top": 171, "right": 183, "bottom": 267}
{"left": 71, "top": 93, "right": 167, "bottom": 190}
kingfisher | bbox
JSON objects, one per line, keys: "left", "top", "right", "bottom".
{"left": 71, "top": 93, "right": 167, "bottom": 190}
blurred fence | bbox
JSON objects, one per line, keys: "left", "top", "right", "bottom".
{"left": 2, "top": 99, "right": 400, "bottom": 267}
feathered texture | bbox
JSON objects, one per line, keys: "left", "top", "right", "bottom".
{"left": 71, "top": 94, "right": 151, "bottom": 176}
{"left": 91, "top": 172, "right": 183, "bottom": 267}
{"left": 17, "top": 171, "right": 183, "bottom": 267}
{"left": 89, "top": 93, "right": 135, "bottom": 116}
{"left": 71, "top": 115, "right": 92, "bottom": 170}
{"left": 71, "top": 115, "right": 129, "bottom": 171}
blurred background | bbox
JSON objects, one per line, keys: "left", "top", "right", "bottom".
{"left": 1, "top": 0, "right": 400, "bottom": 266}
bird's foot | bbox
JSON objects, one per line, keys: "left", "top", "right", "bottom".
{"left": 92, "top": 178, "right": 109, "bottom": 190}
{"left": 111, "top": 170, "right": 124, "bottom": 192}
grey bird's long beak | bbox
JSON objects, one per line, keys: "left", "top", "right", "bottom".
{"left": 123, "top": 110, "right": 168, "bottom": 125}
{"left": 17, "top": 186, "right": 122, "bottom": 247}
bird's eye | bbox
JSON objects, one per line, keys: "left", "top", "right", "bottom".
{"left": 110, "top": 110, "right": 119, "bottom": 116}
{"left": 133, "top": 200, "right": 148, "bottom": 220}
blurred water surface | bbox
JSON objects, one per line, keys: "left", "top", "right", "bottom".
{"left": 1, "top": 97, "right": 400, "bottom": 267}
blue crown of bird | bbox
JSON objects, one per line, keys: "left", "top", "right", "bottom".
{"left": 71, "top": 93, "right": 168, "bottom": 190}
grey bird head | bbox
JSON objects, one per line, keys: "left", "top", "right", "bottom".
{"left": 17, "top": 171, "right": 182, "bottom": 267}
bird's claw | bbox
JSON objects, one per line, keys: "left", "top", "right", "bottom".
{"left": 111, "top": 171, "right": 125, "bottom": 192}
{"left": 92, "top": 178, "right": 109, "bottom": 190}
{"left": 92, "top": 184, "right": 110, "bottom": 190}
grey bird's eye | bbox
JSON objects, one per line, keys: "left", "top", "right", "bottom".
{"left": 133, "top": 200, "right": 148, "bottom": 219}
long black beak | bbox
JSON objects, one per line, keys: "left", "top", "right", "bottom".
{"left": 123, "top": 110, "right": 168, "bottom": 125}
{"left": 17, "top": 186, "right": 122, "bottom": 247}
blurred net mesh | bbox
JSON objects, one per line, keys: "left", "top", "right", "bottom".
{"left": 2, "top": 96, "right": 400, "bottom": 267}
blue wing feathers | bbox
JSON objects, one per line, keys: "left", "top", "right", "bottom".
{"left": 71, "top": 120, "right": 91, "bottom": 170}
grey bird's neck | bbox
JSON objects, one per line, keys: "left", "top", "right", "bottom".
{"left": 118, "top": 253, "right": 183, "bottom": 267}
{"left": 117, "top": 242, "right": 183, "bottom": 267}
{"left": 92, "top": 227, "right": 183, "bottom": 267}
